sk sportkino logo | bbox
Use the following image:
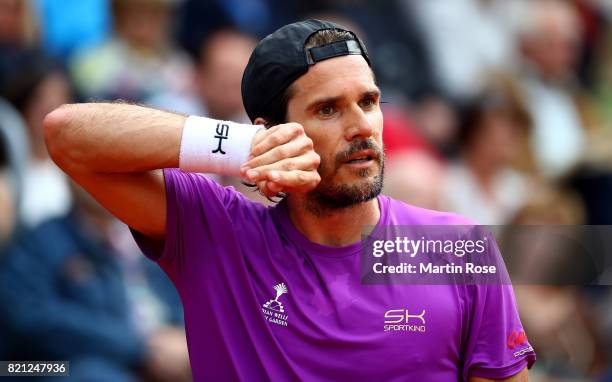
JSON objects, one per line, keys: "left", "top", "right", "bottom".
{"left": 384, "top": 309, "right": 427, "bottom": 333}
{"left": 262, "top": 283, "right": 289, "bottom": 327}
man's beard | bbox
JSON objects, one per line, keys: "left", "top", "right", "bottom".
{"left": 305, "top": 139, "right": 384, "bottom": 216}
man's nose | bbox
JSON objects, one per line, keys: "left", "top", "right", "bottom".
{"left": 344, "top": 104, "right": 374, "bottom": 141}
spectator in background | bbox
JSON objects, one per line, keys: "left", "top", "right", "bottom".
{"left": 175, "top": 0, "right": 303, "bottom": 59}
{"left": 0, "top": 99, "right": 28, "bottom": 360}
{"left": 515, "top": 0, "right": 587, "bottom": 179}
{"left": 0, "top": 101, "right": 27, "bottom": 359}
{"left": 381, "top": 105, "right": 446, "bottom": 210}
{"left": 0, "top": 48, "right": 72, "bottom": 227}
{"left": 409, "top": 0, "right": 519, "bottom": 100}
{"left": 440, "top": 85, "right": 534, "bottom": 224}
{"left": 501, "top": 186, "right": 605, "bottom": 379}
{"left": 0, "top": 131, "right": 15, "bottom": 250}
{"left": 70, "top": 0, "right": 192, "bottom": 103}
{"left": 0, "top": 180, "right": 190, "bottom": 381}
{"left": 152, "top": 29, "right": 258, "bottom": 121}
{"left": 195, "top": 29, "right": 257, "bottom": 122}
{"left": 0, "top": 128, "right": 13, "bottom": 360}
{"left": 0, "top": 98, "right": 28, "bottom": 220}
{"left": 0, "top": 0, "right": 38, "bottom": 47}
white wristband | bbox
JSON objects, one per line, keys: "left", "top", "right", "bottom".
{"left": 179, "top": 116, "right": 263, "bottom": 176}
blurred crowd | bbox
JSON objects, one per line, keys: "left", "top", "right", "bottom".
{"left": 0, "top": 0, "right": 612, "bottom": 381}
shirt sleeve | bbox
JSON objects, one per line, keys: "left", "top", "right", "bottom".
{"left": 130, "top": 168, "right": 253, "bottom": 283}
{"left": 461, "top": 237, "right": 536, "bottom": 381}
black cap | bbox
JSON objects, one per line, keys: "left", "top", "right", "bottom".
{"left": 241, "top": 19, "right": 370, "bottom": 123}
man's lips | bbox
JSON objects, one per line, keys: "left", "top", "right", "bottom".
{"left": 344, "top": 149, "right": 378, "bottom": 164}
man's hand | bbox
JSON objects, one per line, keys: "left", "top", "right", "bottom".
{"left": 240, "top": 122, "right": 321, "bottom": 198}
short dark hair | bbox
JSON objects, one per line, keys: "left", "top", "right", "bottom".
{"left": 457, "top": 86, "right": 531, "bottom": 149}
{"left": 260, "top": 28, "right": 358, "bottom": 127}
{"left": 197, "top": 29, "right": 256, "bottom": 67}
{"left": 0, "top": 48, "right": 65, "bottom": 113}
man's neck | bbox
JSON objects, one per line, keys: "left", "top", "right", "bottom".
{"left": 285, "top": 195, "right": 380, "bottom": 247}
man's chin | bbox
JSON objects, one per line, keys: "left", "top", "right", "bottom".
{"left": 304, "top": 174, "right": 384, "bottom": 215}
{"left": 335, "top": 163, "right": 382, "bottom": 183}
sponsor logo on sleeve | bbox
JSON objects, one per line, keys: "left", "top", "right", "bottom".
{"left": 507, "top": 330, "right": 534, "bottom": 357}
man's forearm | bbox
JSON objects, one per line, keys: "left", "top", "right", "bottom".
{"left": 43, "top": 102, "right": 320, "bottom": 235}
{"left": 44, "top": 102, "right": 184, "bottom": 174}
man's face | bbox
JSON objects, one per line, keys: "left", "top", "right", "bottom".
{"left": 286, "top": 54, "right": 384, "bottom": 211}
{"left": 198, "top": 31, "right": 256, "bottom": 121}
{"left": 523, "top": 2, "right": 581, "bottom": 81}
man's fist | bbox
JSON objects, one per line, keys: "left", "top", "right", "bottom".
{"left": 240, "top": 123, "right": 321, "bottom": 198}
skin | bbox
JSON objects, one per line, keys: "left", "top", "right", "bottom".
{"left": 44, "top": 53, "right": 528, "bottom": 381}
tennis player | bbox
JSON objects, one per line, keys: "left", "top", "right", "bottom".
{"left": 44, "top": 20, "right": 535, "bottom": 381}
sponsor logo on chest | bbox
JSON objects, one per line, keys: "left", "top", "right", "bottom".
{"left": 384, "top": 309, "right": 427, "bottom": 333}
{"left": 261, "top": 282, "right": 289, "bottom": 327}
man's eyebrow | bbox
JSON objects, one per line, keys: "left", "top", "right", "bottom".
{"left": 362, "top": 89, "right": 381, "bottom": 99}
{"left": 305, "top": 95, "right": 341, "bottom": 111}
{"left": 306, "top": 88, "right": 381, "bottom": 111}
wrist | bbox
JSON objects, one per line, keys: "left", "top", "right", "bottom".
{"left": 179, "top": 116, "right": 264, "bottom": 176}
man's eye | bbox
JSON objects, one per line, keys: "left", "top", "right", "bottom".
{"left": 319, "top": 105, "right": 334, "bottom": 115}
{"left": 360, "top": 98, "right": 376, "bottom": 108}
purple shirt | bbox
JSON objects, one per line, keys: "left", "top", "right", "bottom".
{"left": 132, "top": 169, "right": 536, "bottom": 381}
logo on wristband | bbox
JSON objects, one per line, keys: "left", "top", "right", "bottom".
{"left": 213, "top": 123, "right": 230, "bottom": 155}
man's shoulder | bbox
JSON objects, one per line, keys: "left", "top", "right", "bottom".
{"left": 383, "top": 195, "right": 478, "bottom": 226}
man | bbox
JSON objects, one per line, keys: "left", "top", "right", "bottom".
{"left": 45, "top": 20, "right": 535, "bottom": 381}
{"left": 515, "top": 0, "right": 585, "bottom": 178}
{"left": 0, "top": 98, "right": 26, "bottom": 246}
{"left": 70, "top": 0, "right": 192, "bottom": 103}
{"left": 0, "top": 48, "right": 73, "bottom": 227}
